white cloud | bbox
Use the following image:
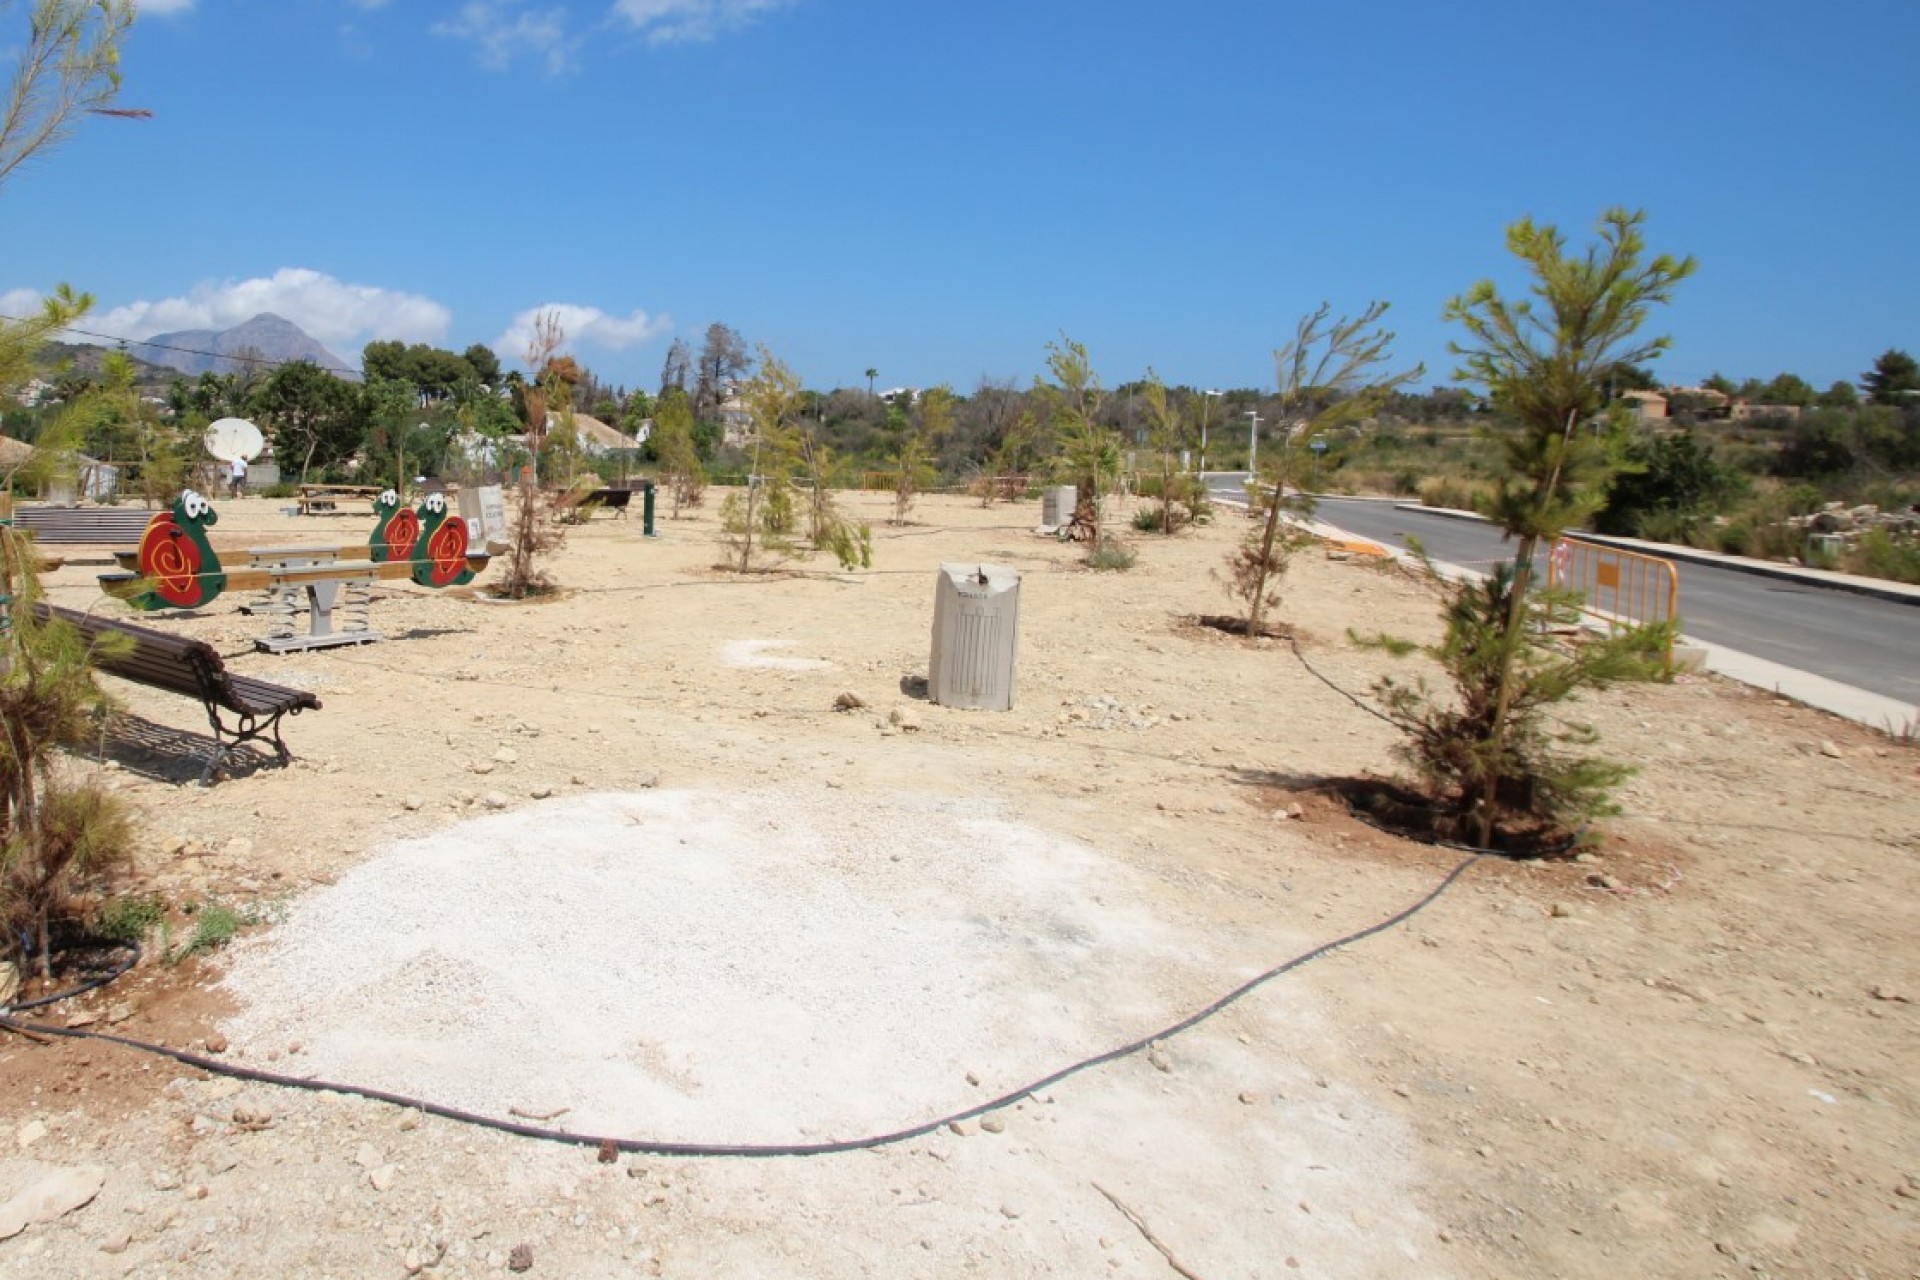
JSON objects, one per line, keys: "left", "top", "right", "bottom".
{"left": 90, "top": 268, "right": 451, "bottom": 355}
{"left": 1, "top": 287, "right": 47, "bottom": 318}
{"left": 609, "top": 0, "right": 791, "bottom": 45}
{"left": 432, "top": 2, "right": 577, "bottom": 75}
{"left": 136, "top": 0, "right": 197, "bottom": 14}
{"left": 492, "top": 303, "right": 672, "bottom": 368}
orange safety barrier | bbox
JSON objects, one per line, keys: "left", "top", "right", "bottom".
{"left": 1546, "top": 538, "right": 1679, "bottom": 661}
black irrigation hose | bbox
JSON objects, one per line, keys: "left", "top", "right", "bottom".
{"left": 0, "top": 853, "right": 1482, "bottom": 1159}
{"left": 1288, "top": 633, "right": 1398, "bottom": 727}
{"left": 4, "top": 941, "right": 141, "bottom": 1012}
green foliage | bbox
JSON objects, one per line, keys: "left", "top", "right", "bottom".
{"left": 1367, "top": 561, "right": 1673, "bottom": 836}
{"left": 652, "top": 389, "right": 705, "bottom": 515}
{"left": 1409, "top": 208, "right": 1693, "bottom": 846}
{"left": 1595, "top": 428, "right": 1745, "bottom": 538}
{"left": 1219, "top": 483, "right": 1314, "bottom": 620}
{"left": 1847, "top": 528, "right": 1920, "bottom": 584}
{"left": 1232, "top": 302, "right": 1421, "bottom": 635}
{"left": 1, "top": 531, "right": 136, "bottom": 976}
{"left": 0, "top": 1, "right": 135, "bottom": 198}
{"left": 251, "top": 360, "right": 365, "bottom": 484}
{"left": 91, "top": 891, "right": 163, "bottom": 943}
{"left": 1035, "top": 336, "right": 1120, "bottom": 555}
{"left": 1863, "top": 349, "right": 1919, "bottom": 406}
{"left": 171, "top": 900, "right": 244, "bottom": 962}
{"left": 721, "top": 348, "right": 807, "bottom": 572}
{"left": 1087, "top": 539, "right": 1136, "bottom": 572}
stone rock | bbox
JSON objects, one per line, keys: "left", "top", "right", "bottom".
{"left": 889, "top": 707, "right": 922, "bottom": 732}
{"left": 1549, "top": 902, "right": 1576, "bottom": 919}
{"left": 833, "top": 692, "right": 867, "bottom": 711}
{"left": 225, "top": 837, "right": 254, "bottom": 858}
{"left": 15, "top": 1121, "right": 48, "bottom": 1149}
{"left": 1146, "top": 1044, "right": 1172, "bottom": 1074}
{"left": 508, "top": 1242, "right": 534, "bottom": 1272}
{"left": 482, "top": 792, "right": 510, "bottom": 811}
{"left": 1870, "top": 984, "right": 1909, "bottom": 1003}
{"left": 531, "top": 784, "right": 555, "bottom": 800}
{"left": 979, "top": 1116, "right": 1006, "bottom": 1134}
{"left": 354, "top": 1143, "right": 382, "bottom": 1169}
{"left": 403, "top": 796, "right": 424, "bottom": 812}
{"left": 369, "top": 1164, "right": 397, "bottom": 1192}
{"left": 1819, "top": 741, "right": 1844, "bottom": 759}
{"left": 470, "top": 761, "right": 495, "bottom": 775}
{"left": 494, "top": 747, "right": 519, "bottom": 765}
{"left": 99, "top": 1229, "right": 133, "bottom": 1254}
{"left": 0, "top": 1165, "right": 107, "bottom": 1240}
{"left": 205, "top": 1032, "right": 228, "bottom": 1054}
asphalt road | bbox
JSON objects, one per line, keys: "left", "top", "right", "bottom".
{"left": 1204, "top": 475, "right": 1920, "bottom": 705}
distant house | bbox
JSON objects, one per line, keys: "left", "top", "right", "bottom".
{"left": 547, "top": 412, "right": 646, "bottom": 455}
{"left": 718, "top": 395, "right": 754, "bottom": 448}
{"left": 1619, "top": 389, "right": 1668, "bottom": 421}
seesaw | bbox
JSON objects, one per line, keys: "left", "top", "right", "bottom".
{"left": 101, "top": 489, "right": 491, "bottom": 653}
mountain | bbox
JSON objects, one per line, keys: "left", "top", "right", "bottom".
{"left": 125, "top": 313, "right": 356, "bottom": 380}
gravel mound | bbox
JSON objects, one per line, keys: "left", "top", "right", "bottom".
{"left": 218, "top": 788, "right": 1203, "bottom": 1143}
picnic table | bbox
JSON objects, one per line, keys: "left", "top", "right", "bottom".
{"left": 297, "top": 484, "right": 383, "bottom": 516}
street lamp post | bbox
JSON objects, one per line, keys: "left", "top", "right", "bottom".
{"left": 1245, "top": 410, "right": 1263, "bottom": 475}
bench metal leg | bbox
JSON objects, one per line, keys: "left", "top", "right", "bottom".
{"left": 198, "top": 703, "right": 298, "bottom": 786}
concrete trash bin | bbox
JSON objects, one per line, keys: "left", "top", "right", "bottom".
{"left": 930, "top": 563, "right": 1021, "bottom": 711}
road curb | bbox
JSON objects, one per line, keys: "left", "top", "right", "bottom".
{"left": 1387, "top": 503, "right": 1920, "bottom": 608}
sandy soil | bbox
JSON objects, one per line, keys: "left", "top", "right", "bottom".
{"left": 2, "top": 489, "right": 1916, "bottom": 1279}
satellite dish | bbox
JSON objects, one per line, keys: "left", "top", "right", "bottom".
{"left": 204, "top": 417, "right": 264, "bottom": 463}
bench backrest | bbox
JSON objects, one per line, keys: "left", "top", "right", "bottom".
{"left": 27, "top": 602, "right": 319, "bottom": 717}
{"left": 11, "top": 506, "right": 157, "bottom": 545}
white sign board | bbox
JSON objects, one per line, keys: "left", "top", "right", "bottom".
{"left": 459, "top": 485, "right": 509, "bottom": 547}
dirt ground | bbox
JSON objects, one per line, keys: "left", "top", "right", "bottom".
{"left": 2, "top": 489, "right": 1916, "bottom": 1279}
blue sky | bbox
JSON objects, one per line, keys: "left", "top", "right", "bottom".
{"left": 4, "top": 0, "right": 1916, "bottom": 395}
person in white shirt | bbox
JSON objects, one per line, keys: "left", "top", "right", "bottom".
{"left": 229, "top": 455, "right": 247, "bottom": 498}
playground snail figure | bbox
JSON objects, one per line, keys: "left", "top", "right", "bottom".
{"left": 369, "top": 488, "right": 421, "bottom": 564}
{"left": 410, "top": 492, "right": 476, "bottom": 588}
{"left": 131, "top": 489, "right": 226, "bottom": 610}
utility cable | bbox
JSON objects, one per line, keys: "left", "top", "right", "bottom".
{"left": 1, "top": 852, "right": 1480, "bottom": 1158}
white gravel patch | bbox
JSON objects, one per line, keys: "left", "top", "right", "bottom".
{"left": 218, "top": 788, "right": 1205, "bottom": 1143}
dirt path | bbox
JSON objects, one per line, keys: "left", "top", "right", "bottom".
{"left": 3, "top": 491, "right": 1915, "bottom": 1278}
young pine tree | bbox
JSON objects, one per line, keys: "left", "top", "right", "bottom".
{"left": 1369, "top": 209, "right": 1693, "bottom": 847}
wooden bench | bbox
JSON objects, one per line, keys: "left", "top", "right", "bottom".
{"left": 9, "top": 506, "right": 156, "bottom": 545}
{"left": 29, "top": 602, "right": 322, "bottom": 784}
{"left": 557, "top": 487, "right": 636, "bottom": 523}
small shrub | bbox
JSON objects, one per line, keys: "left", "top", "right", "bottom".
{"left": 171, "top": 901, "right": 246, "bottom": 962}
{"left": 92, "top": 893, "right": 165, "bottom": 943}
{"left": 1847, "top": 528, "right": 1920, "bottom": 584}
{"left": 1419, "top": 476, "right": 1481, "bottom": 511}
{"left": 1088, "top": 540, "right": 1136, "bottom": 571}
